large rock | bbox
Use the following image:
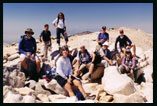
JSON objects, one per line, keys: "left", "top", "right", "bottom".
{"left": 8, "top": 53, "right": 19, "bottom": 61}
{"left": 102, "top": 66, "right": 136, "bottom": 95}
{"left": 138, "top": 82, "right": 153, "bottom": 103}
{"left": 25, "top": 80, "right": 37, "bottom": 89}
{"left": 22, "top": 95, "right": 36, "bottom": 103}
{"left": 144, "top": 49, "right": 153, "bottom": 66}
{"left": 82, "top": 83, "right": 99, "bottom": 95}
{"left": 37, "top": 94, "right": 50, "bottom": 102}
{"left": 8, "top": 71, "right": 26, "bottom": 88}
{"left": 35, "top": 83, "right": 52, "bottom": 96}
{"left": 14, "top": 87, "right": 34, "bottom": 96}
{"left": 48, "top": 94, "right": 67, "bottom": 103}
{"left": 113, "top": 92, "right": 145, "bottom": 103}
{"left": 44, "top": 79, "right": 68, "bottom": 96}
{"left": 142, "top": 65, "right": 153, "bottom": 83}
{"left": 3, "top": 91, "right": 23, "bottom": 103}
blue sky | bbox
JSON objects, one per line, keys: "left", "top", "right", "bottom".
{"left": 3, "top": 3, "right": 153, "bottom": 43}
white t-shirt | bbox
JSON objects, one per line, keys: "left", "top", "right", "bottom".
{"left": 52, "top": 18, "right": 66, "bottom": 29}
{"left": 56, "top": 56, "right": 72, "bottom": 79}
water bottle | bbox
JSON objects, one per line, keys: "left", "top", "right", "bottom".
{"left": 50, "top": 67, "right": 56, "bottom": 78}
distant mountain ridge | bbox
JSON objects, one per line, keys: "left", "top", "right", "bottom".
{"left": 70, "top": 31, "right": 93, "bottom": 36}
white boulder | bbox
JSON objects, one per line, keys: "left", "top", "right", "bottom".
{"left": 102, "top": 66, "right": 136, "bottom": 95}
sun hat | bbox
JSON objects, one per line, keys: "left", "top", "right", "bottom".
{"left": 102, "top": 42, "right": 109, "bottom": 46}
{"left": 25, "top": 28, "right": 34, "bottom": 35}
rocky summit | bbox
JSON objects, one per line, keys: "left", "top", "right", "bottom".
{"left": 3, "top": 27, "right": 153, "bottom": 103}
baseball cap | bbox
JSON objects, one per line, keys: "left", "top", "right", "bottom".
{"left": 102, "top": 42, "right": 109, "bottom": 46}
{"left": 119, "top": 29, "right": 124, "bottom": 33}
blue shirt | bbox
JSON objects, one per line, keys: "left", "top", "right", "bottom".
{"left": 98, "top": 32, "right": 109, "bottom": 45}
{"left": 18, "top": 35, "right": 37, "bottom": 55}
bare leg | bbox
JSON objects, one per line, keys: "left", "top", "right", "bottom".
{"left": 64, "top": 82, "right": 75, "bottom": 97}
{"left": 21, "top": 57, "right": 27, "bottom": 70}
{"left": 73, "top": 80, "right": 86, "bottom": 97}
{"left": 122, "top": 48, "right": 126, "bottom": 57}
{"left": 36, "top": 59, "right": 40, "bottom": 73}
{"left": 131, "top": 44, "right": 136, "bottom": 56}
{"left": 88, "top": 63, "right": 94, "bottom": 74}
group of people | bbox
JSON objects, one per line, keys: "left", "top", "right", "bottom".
{"left": 18, "top": 12, "right": 138, "bottom": 100}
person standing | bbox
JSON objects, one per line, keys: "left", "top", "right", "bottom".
{"left": 40, "top": 24, "right": 52, "bottom": 58}
{"left": 52, "top": 12, "right": 68, "bottom": 47}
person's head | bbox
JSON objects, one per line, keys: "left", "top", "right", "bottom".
{"left": 58, "top": 12, "right": 65, "bottom": 19}
{"left": 44, "top": 24, "right": 49, "bottom": 31}
{"left": 69, "top": 48, "right": 73, "bottom": 55}
{"left": 119, "top": 29, "right": 124, "bottom": 36}
{"left": 25, "top": 28, "right": 34, "bottom": 39}
{"left": 126, "top": 48, "right": 132, "bottom": 58}
{"left": 60, "top": 45, "right": 69, "bottom": 58}
{"left": 102, "top": 42, "right": 109, "bottom": 50}
{"left": 80, "top": 46, "right": 86, "bottom": 53}
{"left": 102, "top": 26, "right": 106, "bottom": 33}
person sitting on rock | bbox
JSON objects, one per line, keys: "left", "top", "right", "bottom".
{"left": 18, "top": 28, "right": 41, "bottom": 80}
{"left": 96, "top": 26, "right": 109, "bottom": 51}
{"left": 40, "top": 24, "right": 52, "bottom": 59}
{"left": 74, "top": 46, "right": 92, "bottom": 77}
{"left": 55, "top": 45, "right": 88, "bottom": 100}
{"left": 115, "top": 29, "right": 136, "bottom": 57}
{"left": 119, "top": 48, "right": 137, "bottom": 81}
{"left": 87, "top": 42, "right": 117, "bottom": 80}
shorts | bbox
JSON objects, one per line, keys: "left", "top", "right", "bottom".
{"left": 20, "top": 54, "right": 40, "bottom": 61}
{"left": 54, "top": 75, "right": 80, "bottom": 87}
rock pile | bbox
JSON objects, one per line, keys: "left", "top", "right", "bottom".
{"left": 3, "top": 27, "right": 153, "bottom": 103}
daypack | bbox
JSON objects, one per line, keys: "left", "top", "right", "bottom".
{"left": 79, "top": 50, "right": 92, "bottom": 64}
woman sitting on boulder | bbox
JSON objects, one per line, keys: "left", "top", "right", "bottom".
{"left": 119, "top": 48, "right": 137, "bottom": 81}
{"left": 55, "top": 45, "right": 88, "bottom": 100}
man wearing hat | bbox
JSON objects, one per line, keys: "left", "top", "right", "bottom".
{"left": 119, "top": 48, "right": 137, "bottom": 81}
{"left": 96, "top": 26, "right": 109, "bottom": 51}
{"left": 18, "top": 28, "right": 41, "bottom": 78}
{"left": 87, "top": 41, "right": 115, "bottom": 80}
{"left": 115, "top": 29, "right": 136, "bottom": 57}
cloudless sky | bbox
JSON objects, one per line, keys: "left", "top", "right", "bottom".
{"left": 3, "top": 3, "right": 153, "bottom": 43}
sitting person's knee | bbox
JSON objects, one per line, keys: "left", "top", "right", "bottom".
{"left": 36, "top": 59, "right": 40, "bottom": 64}
{"left": 20, "top": 57, "right": 27, "bottom": 62}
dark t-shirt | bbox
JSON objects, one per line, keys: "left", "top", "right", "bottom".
{"left": 40, "top": 30, "right": 51, "bottom": 42}
{"left": 115, "top": 35, "right": 132, "bottom": 50}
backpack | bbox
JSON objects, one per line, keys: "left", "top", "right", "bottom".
{"left": 79, "top": 50, "right": 92, "bottom": 64}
